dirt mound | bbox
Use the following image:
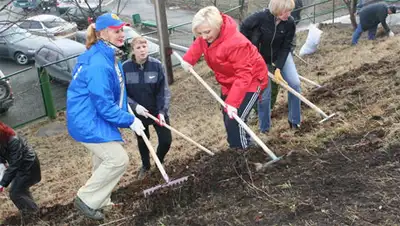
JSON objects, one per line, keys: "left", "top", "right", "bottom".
{"left": 4, "top": 24, "right": 400, "bottom": 225}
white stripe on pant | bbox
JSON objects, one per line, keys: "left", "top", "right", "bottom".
{"left": 239, "top": 87, "right": 261, "bottom": 149}
{"left": 77, "top": 141, "right": 129, "bottom": 210}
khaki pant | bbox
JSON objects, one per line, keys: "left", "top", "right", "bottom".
{"left": 77, "top": 142, "right": 129, "bottom": 210}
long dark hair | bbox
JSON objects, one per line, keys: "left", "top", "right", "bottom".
{"left": 0, "top": 121, "right": 15, "bottom": 142}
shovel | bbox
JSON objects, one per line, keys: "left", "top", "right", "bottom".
{"left": 268, "top": 72, "right": 335, "bottom": 123}
{"left": 128, "top": 106, "right": 189, "bottom": 197}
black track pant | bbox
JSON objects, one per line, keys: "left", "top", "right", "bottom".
{"left": 9, "top": 155, "right": 41, "bottom": 213}
{"left": 222, "top": 88, "right": 260, "bottom": 149}
{"left": 135, "top": 116, "right": 172, "bottom": 170}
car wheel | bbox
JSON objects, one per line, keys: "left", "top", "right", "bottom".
{"left": 14, "top": 52, "right": 29, "bottom": 65}
{"left": 0, "top": 108, "right": 9, "bottom": 114}
{"left": 0, "top": 80, "right": 11, "bottom": 100}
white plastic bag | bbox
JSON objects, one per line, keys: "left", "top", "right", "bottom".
{"left": 0, "top": 163, "right": 6, "bottom": 181}
{"left": 299, "top": 24, "right": 323, "bottom": 57}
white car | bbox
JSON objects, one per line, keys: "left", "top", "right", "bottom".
{"left": 18, "top": 14, "right": 77, "bottom": 40}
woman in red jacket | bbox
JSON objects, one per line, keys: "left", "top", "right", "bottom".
{"left": 181, "top": 6, "right": 268, "bottom": 150}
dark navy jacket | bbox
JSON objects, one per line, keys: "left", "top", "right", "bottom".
{"left": 122, "top": 57, "right": 171, "bottom": 123}
{"left": 359, "top": 3, "right": 390, "bottom": 32}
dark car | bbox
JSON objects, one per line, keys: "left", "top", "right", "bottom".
{"left": 0, "top": 70, "right": 14, "bottom": 114}
{"left": 60, "top": 6, "right": 108, "bottom": 30}
{"left": 35, "top": 38, "right": 86, "bottom": 83}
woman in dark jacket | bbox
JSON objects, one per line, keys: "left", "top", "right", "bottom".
{"left": 0, "top": 121, "right": 41, "bottom": 218}
{"left": 240, "top": 0, "right": 302, "bottom": 132}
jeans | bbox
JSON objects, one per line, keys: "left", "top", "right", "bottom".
{"left": 351, "top": 23, "right": 377, "bottom": 45}
{"left": 258, "top": 53, "right": 301, "bottom": 132}
{"left": 136, "top": 116, "right": 172, "bottom": 170}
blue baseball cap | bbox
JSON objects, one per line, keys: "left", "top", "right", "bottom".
{"left": 95, "top": 13, "right": 126, "bottom": 31}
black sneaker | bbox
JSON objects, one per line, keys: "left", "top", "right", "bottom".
{"left": 288, "top": 120, "right": 300, "bottom": 129}
{"left": 137, "top": 167, "right": 150, "bottom": 180}
{"left": 74, "top": 196, "right": 104, "bottom": 220}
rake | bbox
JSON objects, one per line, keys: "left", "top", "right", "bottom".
{"left": 172, "top": 52, "right": 283, "bottom": 167}
{"left": 145, "top": 113, "right": 215, "bottom": 156}
{"left": 127, "top": 106, "right": 189, "bottom": 197}
{"left": 268, "top": 72, "right": 336, "bottom": 123}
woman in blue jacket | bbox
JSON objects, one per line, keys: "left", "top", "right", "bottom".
{"left": 66, "top": 13, "right": 145, "bottom": 220}
{"left": 123, "top": 37, "right": 172, "bottom": 179}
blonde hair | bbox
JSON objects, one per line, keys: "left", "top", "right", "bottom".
{"left": 86, "top": 23, "right": 99, "bottom": 49}
{"left": 191, "top": 6, "right": 223, "bottom": 35}
{"left": 130, "top": 36, "right": 148, "bottom": 61}
{"left": 130, "top": 36, "right": 147, "bottom": 48}
{"left": 268, "top": 0, "right": 295, "bottom": 16}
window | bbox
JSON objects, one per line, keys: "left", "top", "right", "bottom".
{"left": 57, "top": 57, "right": 68, "bottom": 70}
{"left": 19, "top": 21, "right": 43, "bottom": 29}
{"left": 0, "top": 37, "right": 6, "bottom": 44}
{"left": 45, "top": 49, "right": 58, "bottom": 63}
{"left": 42, "top": 17, "right": 66, "bottom": 29}
{"left": 67, "top": 7, "right": 78, "bottom": 16}
{"left": 37, "top": 48, "right": 49, "bottom": 59}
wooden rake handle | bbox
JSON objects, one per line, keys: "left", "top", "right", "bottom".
{"left": 299, "top": 75, "right": 321, "bottom": 88}
{"left": 268, "top": 72, "right": 330, "bottom": 118}
{"left": 188, "top": 68, "right": 278, "bottom": 161}
{"left": 173, "top": 51, "right": 277, "bottom": 160}
{"left": 128, "top": 106, "right": 170, "bottom": 183}
{"left": 145, "top": 113, "right": 215, "bottom": 156}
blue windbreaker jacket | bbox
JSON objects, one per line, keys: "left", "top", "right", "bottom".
{"left": 66, "top": 41, "right": 134, "bottom": 143}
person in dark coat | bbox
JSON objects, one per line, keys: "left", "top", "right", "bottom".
{"left": 0, "top": 121, "right": 41, "bottom": 218}
{"left": 240, "top": 0, "right": 302, "bottom": 133}
{"left": 122, "top": 36, "right": 172, "bottom": 179}
{"left": 351, "top": 3, "right": 397, "bottom": 45}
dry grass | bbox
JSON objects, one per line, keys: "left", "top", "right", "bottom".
{"left": 3, "top": 23, "right": 400, "bottom": 225}
{"left": 0, "top": 61, "right": 226, "bottom": 219}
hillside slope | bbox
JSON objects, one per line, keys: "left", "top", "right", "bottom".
{"left": 3, "top": 24, "right": 400, "bottom": 225}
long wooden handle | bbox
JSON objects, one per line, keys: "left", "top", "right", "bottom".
{"left": 299, "top": 75, "right": 321, "bottom": 88}
{"left": 128, "top": 106, "right": 169, "bottom": 183}
{"left": 146, "top": 113, "right": 215, "bottom": 156}
{"left": 188, "top": 68, "right": 278, "bottom": 160}
{"left": 140, "top": 131, "right": 170, "bottom": 183}
{"left": 268, "top": 72, "right": 329, "bottom": 118}
{"left": 173, "top": 51, "right": 277, "bottom": 159}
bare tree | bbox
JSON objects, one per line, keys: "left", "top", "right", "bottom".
{"left": 343, "top": 0, "right": 358, "bottom": 29}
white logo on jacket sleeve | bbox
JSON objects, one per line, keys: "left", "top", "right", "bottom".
{"left": 149, "top": 75, "right": 156, "bottom": 79}
{"left": 73, "top": 66, "right": 83, "bottom": 80}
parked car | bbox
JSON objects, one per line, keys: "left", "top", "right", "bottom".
{"left": 0, "top": 23, "right": 51, "bottom": 65}
{"left": 13, "top": 0, "right": 42, "bottom": 11}
{"left": 60, "top": 6, "right": 107, "bottom": 30}
{"left": 18, "top": 14, "right": 77, "bottom": 39}
{"left": 0, "top": 70, "right": 14, "bottom": 114}
{"left": 56, "top": 0, "right": 74, "bottom": 14}
{"left": 35, "top": 38, "right": 86, "bottom": 83}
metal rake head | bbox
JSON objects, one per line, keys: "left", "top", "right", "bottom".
{"left": 143, "top": 176, "right": 189, "bottom": 197}
{"left": 319, "top": 113, "right": 336, "bottom": 123}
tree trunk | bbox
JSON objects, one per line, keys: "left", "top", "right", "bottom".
{"left": 345, "top": 0, "right": 358, "bottom": 30}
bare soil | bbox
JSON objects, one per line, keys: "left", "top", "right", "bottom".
{"left": 3, "top": 23, "right": 400, "bottom": 225}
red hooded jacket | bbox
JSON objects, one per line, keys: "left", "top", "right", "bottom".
{"left": 183, "top": 13, "right": 268, "bottom": 108}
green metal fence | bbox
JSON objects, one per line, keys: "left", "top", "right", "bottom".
{"left": 7, "top": 1, "right": 389, "bottom": 129}
{"left": 293, "top": 0, "right": 400, "bottom": 25}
